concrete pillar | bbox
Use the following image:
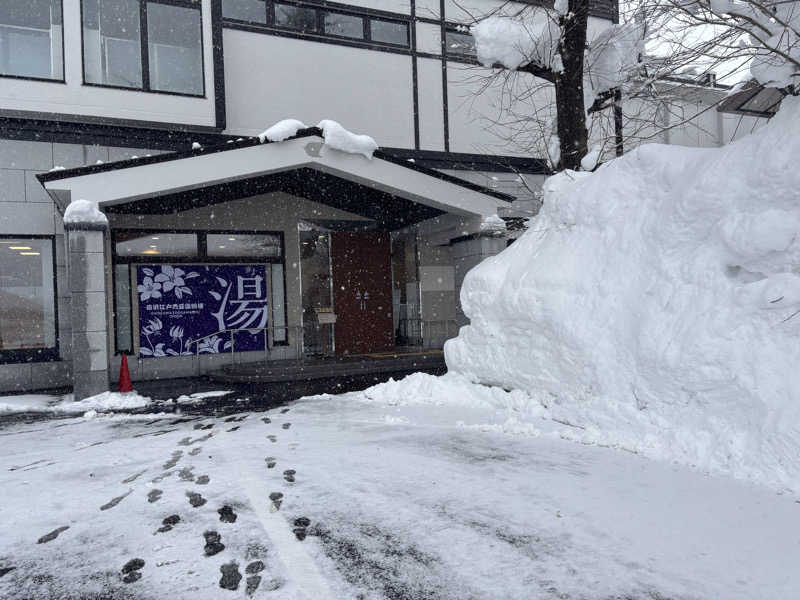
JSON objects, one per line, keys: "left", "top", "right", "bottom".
{"left": 65, "top": 223, "right": 109, "bottom": 400}
{"left": 451, "top": 235, "right": 508, "bottom": 327}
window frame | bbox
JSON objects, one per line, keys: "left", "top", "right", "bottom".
{"left": 0, "top": 0, "right": 66, "bottom": 84}
{"left": 111, "top": 229, "right": 288, "bottom": 353}
{"left": 443, "top": 26, "right": 478, "bottom": 62}
{"left": 80, "top": 0, "right": 207, "bottom": 98}
{"left": 0, "top": 235, "right": 60, "bottom": 365}
{"left": 222, "top": 0, "right": 411, "bottom": 50}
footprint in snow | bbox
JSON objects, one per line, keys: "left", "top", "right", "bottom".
{"left": 178, "top": 466, "right": 195, "bottom": 482}
{"left": 100, "top": 489, "right": 132, "bottom": 511}
{"left": 219, "top": 562, "right": 242, "bottom": 591}
{"left": 227, "top": 426, "right": 240, "bottom": 432}
{"left": 218, "top": 505, "right": 238, "bottom": 523}
{"left": 121, "top": 558, "right": 145, "bottom": 584}
{"left": 204, "top": 531, "right": 225, "bottom": 556}
{"left": 261, "top": 417, "right": 271, "bottom": 424}
{"left": 283, "top": 469, "right": 296, "bottom": 483}
{"left": 193, "top": 423, "right": 214, "bottom": 430}
{"left": 147, "top": 489, "right": 163, "bottom": 503}
{"left": 269, "top": 492, "right": 283, "bottom": 511}
{"left": 281, "top": 423, "right": 291, "bottom": 430}
{"left": 37, "top": 526, "right": 69, "bottom": 544}
{"left": 121, "top": 470, "right": 146, "bottom": 484}
{"left": 293, "top": 517, "right": 311, "bottom": 541}
{"left": 0, "top": 567, "right": 16, "bottom": 578}
{"left": 196, "top": 475, "right": 210, "bottom": 485}
{"left": 265, "top": 457, "right": 276, "bottom": 469}
{"left": 163, "top": 451, "right": 182, "bottom": 469}
{"left": 267, "top": 435, "right": 277, "bottom": 443}
{"left": 245, "top": 561, "right": 265, "bottom": 596}
{"left": 189, "top": 446, "right": 203, "bottom": 456}
{"left": 187, "top": 491, "right": 207, "bottom": 508}
{"left": 157, "top": 515, "right": 181, "bottom": 533}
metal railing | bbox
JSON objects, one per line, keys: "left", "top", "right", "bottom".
{"left": 397, "top": 319, "right": 459, "bottom": 349}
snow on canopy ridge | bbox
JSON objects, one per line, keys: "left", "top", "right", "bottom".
{"left": 258, "top": 119, "right": 308, "bottom": 143}
{"left": 317, "top": 119, "right": 378, "bottom": 159}
{"left": 437, "top": 95, "right": 800, "bottom": 493}
{"left": 63, "top": 199, "right": 108, "bottom": 225}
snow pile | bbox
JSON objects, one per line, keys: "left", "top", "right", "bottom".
{"left": 0, "top": 391, "right": 152, "bottom": 415}
{"left": 438, "top": 96, "right": 800, "bottom": 492}
{"left": 63, "top": 199, "right": 108, "bottom": 226}
{"left": 479, "top": 214, "right": 506, "bottom": 233}
{"left": 317, "top": 119, "right": 378, "bottom": 159}
{"left": 258, "top": 119, "right": 308, "bottom": 143}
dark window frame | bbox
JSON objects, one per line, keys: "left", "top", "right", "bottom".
{"left": 80, "top": 0, "right": 207, "bottom": 98}
{"left": 222, "top": 0, "right": 411, "bottom": 50}
{"left": 0, "top": 0, "right": 66, "bottom": 84}
{"left": 0, "top": 235, "right": 60, "bottom": 365}
{"left": 111, "top": 228, "right": 288, "bottom": 353}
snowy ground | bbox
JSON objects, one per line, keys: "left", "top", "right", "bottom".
{"left": 1, "top": 388, "right": 798, "bottom": 600}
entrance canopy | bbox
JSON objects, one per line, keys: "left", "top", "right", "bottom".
{"left": 38, "top": 128, "right": 513, "bottom": 232}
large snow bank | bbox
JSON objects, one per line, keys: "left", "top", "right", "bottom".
{"left": 441, "top": 96, "right": 800, "bottom": 492}
{"left": 63, "top": 199, "right": 108, "bottom": 226}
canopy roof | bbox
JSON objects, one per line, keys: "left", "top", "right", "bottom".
{"left": 39, "top": 128, "right": 513, "bottom": 232}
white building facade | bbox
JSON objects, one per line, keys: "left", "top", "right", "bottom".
{"left": 0, "top": 0, "right": 766, "bottom": 396}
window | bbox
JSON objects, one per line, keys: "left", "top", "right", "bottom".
{"left": 322, "top": 12, "right": 363, "bottom": 40}
{"left": 274, "top": 4, "right": 317, "bottom": 33}
{"left": 0, "top": 0, "right": 63, "bottom": 80}
{"left": 445, "top": 29, "right": 476, "bottom": 57}
{"left": 115, "top": 232, "right": 199, "bottom": 257}
{"left": 370, "top": 19, "right": 408, "bottom": 46}
{"left": 222, "top": 0, "right": 266, "bottom": 23}
{"left": 207, "top": 234, "right": 282, "bottom": 258}
{"left": 0, "top": 237, "right": 58, "bottom": 363}
{"left": 147, "top": 2, "right": 203, "bottom": 95}
{"left": 111, "top": 230, "right": 288, "bottom": 352}
{"left": 221, "top": 1, "right": 411, "bottom": 49}
{"left": 82, "top": 0, "right": 204, "bottom": 96}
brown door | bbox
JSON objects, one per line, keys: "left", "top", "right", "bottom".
{"left": 331, "top": 232, "right": 394, "bottom": 355}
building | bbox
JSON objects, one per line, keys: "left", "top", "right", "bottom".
{"left": 0, "top": 0, "right": 766, "bottom": 398}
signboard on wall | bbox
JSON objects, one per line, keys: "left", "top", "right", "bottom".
{"left": 136, "top": 264, "right": 268, "bottom": 358}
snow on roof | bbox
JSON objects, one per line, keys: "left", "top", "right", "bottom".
{"left": 63, "top": 199, "right": 108, "bottom": 226}
{"left": 317, "top": 119, "right": 378, "bottom": 160}
{"left": 258, "top": 119, "right": 308, "bottom": 143}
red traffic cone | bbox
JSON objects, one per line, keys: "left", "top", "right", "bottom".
{"left": 118, "top": 354, "right": 133, "bottom": 393}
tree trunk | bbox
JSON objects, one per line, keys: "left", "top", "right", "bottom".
{"left": 554, "top": 0, "right": 590, "bottom": 170}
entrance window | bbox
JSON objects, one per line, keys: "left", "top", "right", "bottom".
{"left": 0, "top": 237, "right": 58, "bottom": 363}
{"left": 115, "top": 231, "right": 198, "bottom": 257}
{"left": 207, "top": 233, "right": 282, "bottom": 258}
{"left": 82, "top": 0, "right": 204, "bottom": 96}
{"left": 0, "top": 0, "right": 64, "bottom": 80}
{"left": 111, "top": 230, "right": 288, "bottom": 353}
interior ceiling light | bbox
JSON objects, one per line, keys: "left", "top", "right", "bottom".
{"left": 19, "top": 252, "right": 40, "bottom": 256}
{"left": 9, "top": 246, "right": 32, "bottom": 250}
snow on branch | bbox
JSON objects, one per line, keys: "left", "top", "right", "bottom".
{"left": 258, "top": 119, "right": 308, "bottom": 143}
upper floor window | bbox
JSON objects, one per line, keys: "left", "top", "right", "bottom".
{"left": 0, "top": 0, "right": 64, "bottom": 81}
{"left": 223, "top": 1, "right": 410, "bottom": 49}
{"left": 445, "top": 29, "right": 476, "bottom": 58}
{"left": 82, "top": 0, "right": 204, "bottom": 96}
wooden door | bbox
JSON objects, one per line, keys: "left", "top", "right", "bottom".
{"left": 331, "top": 232, "right": 394, "bottom": 355}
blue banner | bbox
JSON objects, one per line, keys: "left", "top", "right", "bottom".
{"left": 136, "top": 264, "right": 268, "bottom": 358}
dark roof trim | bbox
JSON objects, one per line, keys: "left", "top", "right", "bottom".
{"left": 37, "top": 128, "right": 515, "bottom": 201}
{"left": 380, "top": 147, "right": 551, "bottom": 175}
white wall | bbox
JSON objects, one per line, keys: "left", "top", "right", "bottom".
{"left": 223, "top": 30, "right": 415, "bottom": 147}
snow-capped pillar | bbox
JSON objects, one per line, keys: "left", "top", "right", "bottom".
{"left": 65, "top": 220, "right": 110, "bottom": 400}
{"left": 451, "top": 235, "right": 507, "bottom": 327}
